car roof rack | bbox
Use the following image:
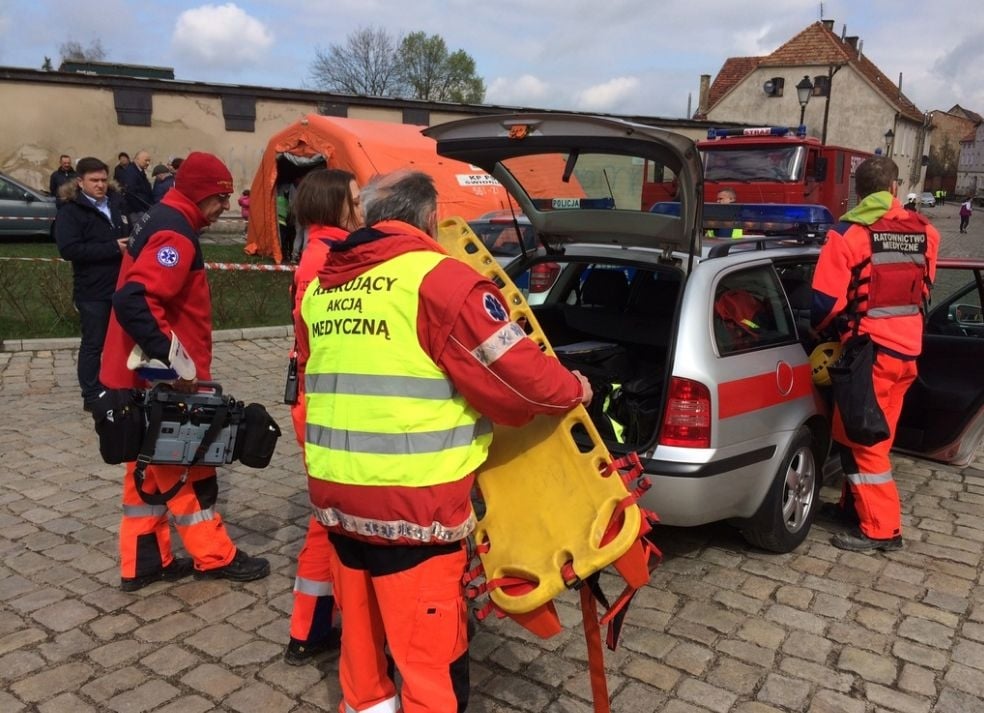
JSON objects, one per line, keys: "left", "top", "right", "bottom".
{"left": 705, "top": 234, "right": 826, "bottom": 258}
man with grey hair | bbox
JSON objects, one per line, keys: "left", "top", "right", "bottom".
{"left": 294, "top": 169, "right": 591, "bottom": 711}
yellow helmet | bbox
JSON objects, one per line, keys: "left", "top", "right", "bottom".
{"left": 810, "top": 341, "right": 842, "bottom": 386}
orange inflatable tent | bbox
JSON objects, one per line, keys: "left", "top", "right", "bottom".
{"left": 244, "top": 114, "right": 512, "bottom": 263}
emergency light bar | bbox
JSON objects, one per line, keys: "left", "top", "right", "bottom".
{"left": 650, "top": 202, "right": 833, "bottom": 236}
{"left": 705, "top": 125, "right": 808, "bottom": 139}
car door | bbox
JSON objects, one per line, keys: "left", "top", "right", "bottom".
{"left": 0, "top": 174, "right": 53, "bottom": 238}
{"left": 894, "top": 259, "right": 984, "bottom": 466}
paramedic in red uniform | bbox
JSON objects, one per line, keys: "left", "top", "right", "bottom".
{"left": 101, "top": 152, "right": 271, "bottom": 591}
{"left": 284, "top": 169, "right": 363, "bottom": 665}
{"left": 295, "top": 170, "right": 592, "bottom": 712}
{"left": 811, "top": 156, "right": 939, "bottom": 552}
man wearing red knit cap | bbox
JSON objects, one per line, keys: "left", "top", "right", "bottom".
{"left": 100, "top": 151, "right": 270, "bottom": 591}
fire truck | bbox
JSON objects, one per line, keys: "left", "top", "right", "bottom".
{"left": 642, "top": 126, "right": 872, "bottom": 219}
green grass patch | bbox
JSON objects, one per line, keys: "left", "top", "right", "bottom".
{"left": 0, "top": 242, "right": 292, "bottom": 341}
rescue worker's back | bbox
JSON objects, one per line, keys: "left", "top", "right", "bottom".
{"left": 294, "top": 170, "right": 590, "bottom": 712}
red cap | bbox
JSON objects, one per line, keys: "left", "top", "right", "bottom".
{"left": 175, "top": 152, "right": 234, "bottom": 204}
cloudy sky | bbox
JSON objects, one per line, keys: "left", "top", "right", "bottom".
{"left": 1, "top": 0, "right": 981, "bottom": 119}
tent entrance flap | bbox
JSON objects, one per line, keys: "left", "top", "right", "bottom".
{"left": 280, "top": 153, "right": 327, "bottom": 168}
{"left": 275, "top": 154, "right": 326, "bottom": 185}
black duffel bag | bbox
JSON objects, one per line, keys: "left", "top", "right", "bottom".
{"left": 827, "top": 334, "right": 890, "bottom": 446}
{"left": 91, "top": 388, "right": 146, "bottom": 464}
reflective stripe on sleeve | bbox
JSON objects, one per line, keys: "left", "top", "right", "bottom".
{"left": 122, "top": 504, "right": 168, "bottom": 518}
{"left": 172, "top": 507, "right": 216, "bottom": 527}
{"left": 472, "top": 322, "right": 527, "bottom": 366}
{"left": 306, "top": 420, "right": 492, "bottom": 455}
{"left": 293, "top": 575, "right": 334, "bottom": 597}
{"left": 306, "top": 372, "right": 454, "bottom": 400}
{"left": 847, "top": 470, "right": 894, "bottom": 486}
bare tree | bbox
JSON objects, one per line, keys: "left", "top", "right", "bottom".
{"left": 310, "top": 26, "right": 404, "bottom": 97}
{"left": 59, "top": 39, "right": 107, "bottom": 63}
{"left": 309, "top": 27, "right": 485, "bottom": 103}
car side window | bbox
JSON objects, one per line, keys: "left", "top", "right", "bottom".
{"left": 714, "top": 266, "right": 796, "bottom": 355}
{"left": 926, "top": 267, "right": 984, "bottom": 338}
{"left": 0, "top": 177, "right": 22, "bottom": 201}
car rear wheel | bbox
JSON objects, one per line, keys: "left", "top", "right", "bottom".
{"left": 741, "top": 428, "right": 819, "bottom": 553}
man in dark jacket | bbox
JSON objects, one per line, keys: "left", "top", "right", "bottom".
{"left": 113, "top": 152, "right": 130, "bottom": 186}
{"left": 49, "top": 154, "right": 77, "bottom": 207}
{"left": 119, "top": 149, "right": 154, "bottom": 223}
{"left": 54, "top": 156, "right": 130, "bottom": 410}
{"left": 151, "top": 164, "right": 174, "bottom": 203}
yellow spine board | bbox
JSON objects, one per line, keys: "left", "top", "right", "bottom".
{"left": 437, "top": 216, "right": 643, "bottom": 616}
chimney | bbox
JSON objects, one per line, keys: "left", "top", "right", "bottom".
{"left": 898, "top": 72, "right": 903, "bottom": 93}
{"left": 844, "top": 35, "right": 859, "bottom": 51}
{"left": 698, "top": 74, "right": 711, "bottom": 115}
{"left": 822, "top": 19, "right": 834, "bottom": 31}
{"left": 857, "top": 39, "right": 863, "bottom": 59}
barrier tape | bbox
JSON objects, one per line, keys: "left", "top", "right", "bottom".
{"left": 204, "top": 261, "right": 294, "bottom": 272}
{"left": 0, "top": 256, "right": 295, "bottom": 272}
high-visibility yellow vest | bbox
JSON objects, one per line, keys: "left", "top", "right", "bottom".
{"left": 300, "top": 250, "right": 492, "bottom": 488}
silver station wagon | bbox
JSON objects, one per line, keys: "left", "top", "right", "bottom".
{"left": 427, "top": 114, "right": 984, "bottom": 553}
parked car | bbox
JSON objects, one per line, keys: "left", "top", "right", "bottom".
{"left": 919, "top": 191, "right": 936, "bottom": 207}
{"left": 427, "top": 113, "right": 984, "bottom": 552}
{"left": 0, "top": 172, "right": 56, "bottom": 239}
{"left": 467, "top": 209, "right": 559, "bottom": 305}
{"left": 468, "top": 209, "right": 535, "bottom": 259}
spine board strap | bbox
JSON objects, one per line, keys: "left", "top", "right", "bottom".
{"left": 463, "top": 452, "right": 662, "bottom": 649}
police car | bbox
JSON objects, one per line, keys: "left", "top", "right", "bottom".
{"left": 427, "top": 114, "right": 984, "bottom": 553}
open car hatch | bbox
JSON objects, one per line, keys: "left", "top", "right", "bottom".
{"left": 425, "top": 113, "right": 703, "bottom": 259}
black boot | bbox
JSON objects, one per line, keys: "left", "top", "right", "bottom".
{"left": 831, "top": 528, "right": 903, "bottom": 552}
{"left": 284, "top": 630, "right": 341, "bottom": 665}
{"left": 121, "top": 557, "right": 194, "bottom": 592}
{"left": 194, "top": 549, "right": 270, "bottom": 582}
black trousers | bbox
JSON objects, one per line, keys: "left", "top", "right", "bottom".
{"left": 76, "top": 299, "right": 112, "bottom": 402}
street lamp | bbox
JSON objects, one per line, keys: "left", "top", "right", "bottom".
{"left": 884, "top": 129, "right": 895, "bottom": 156}
{"left": 796, "top": 75, "right": 814, "bottom": 127}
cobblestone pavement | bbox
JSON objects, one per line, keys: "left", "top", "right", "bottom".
{"left": 1, "top": 202, "right": 983, "bottom": 712}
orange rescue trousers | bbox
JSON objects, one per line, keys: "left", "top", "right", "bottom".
{"left": 329, "top": 535, "right": 469, "bottom": 713}
{"left": 289, "top": 516, "right": 337, "bottom": 645}
{"left": 119, "top": 462, "right": 236, "bottom": 579}
{"left": 832, "top": 350, "right": 918, "bottom": 540}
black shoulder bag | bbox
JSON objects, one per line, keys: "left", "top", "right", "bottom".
{"left": 827, "top": 334, "right": 890, "bottom": 446}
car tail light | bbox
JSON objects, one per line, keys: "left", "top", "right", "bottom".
{"left": 529, "top": 262, "right": 560, "bottom": 293}
{"left": 659, "top": 377, "right": 711, "bottom": 448}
